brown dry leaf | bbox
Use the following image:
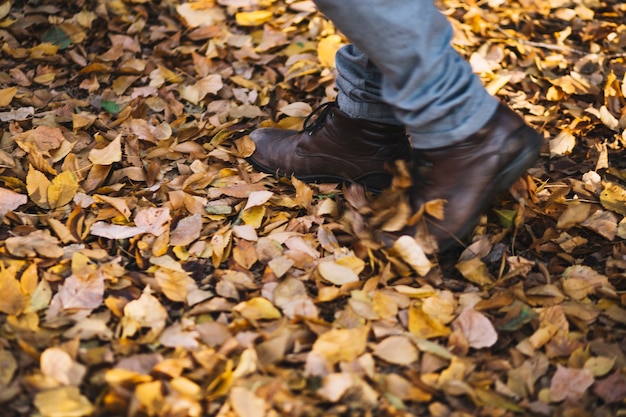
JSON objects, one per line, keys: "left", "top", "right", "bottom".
{"left": 593, "top": 371, "right": 626, "bottom": 404}
{"left": 584, "top": 356, "right": 615, "bottom": 377}
{"left": 179, "top": 74, "right": 223, "bottom": 104}
{"left": 94, "top": 194, "right": 132, "bottom": 221}
{"left": 0, "top": 350, "right": 17, "bottom": 387}
{"left": 318, "top": 372, "right": 378, "bottom": 405}
{"left": 455, "top": 256, "right": 495, "bottom": 286}
{"left": 154, "top": 267, "right": 197, "bottom": 303}
{"left": 0, "top": 188, "right": 27, "bottom": 217}
{"left": 89, "top": 222, "right": 145, "bottom": 239}
{"left": 556, "top": 202, "right": 592, "bottom": 229}
{"left": 159, "top": 321, "right": 199, "bottom": 350}
{"left": 279, "top": 102, "right": 313, "bottom": 117}
{"left": 580, "top": 209, "right": 617, "bottom": 240}
{"left": 40, "top": 347, "right": 87, "bottom": 386}
{"left": 452, "top": 307, "right": 498, "bottom": 349}
{"left": 561, "top": 265, "right": 608, "bottom": 300}
{"left": 5, "top": 230, "right": 64, "bottom": 258}
{"left": 372, "top": 335, "right": 419, "bottom": 365}
{"left": 170, "top": 214, "right": 202, "bottom": 246}
{"left": 57, "top": 270, "right": 105, "bottom": 310}
{"left": 134, "top": 207, "right": 171, "bottom": 236}
{"left": 14, "top": 125, "right": 65, "bottom": 153}
{"left": 176, "top": 1, "right": 225, "bottom": 27}
{"left": 121, "top": 286, "right": 168, "bottom": 341}
{"left": 273, "top": 277, "right": 318, "bottom": 319}
{"left": 317, "top": 261, "right": 359, "bottom": 285}
{"left": 88, "top": 135, "right": 122, "bottom": 165}
{"left": 549, "top": 364, "right": 594, "bottom": 402}
{"left": 393, "top": 235, "right": 432, "bottom": 276}
{"left": 229, "top": 386, "right": 266, "bottom": 417}
{"left": 243, "top": 190, "right": 273, "bottom": 211}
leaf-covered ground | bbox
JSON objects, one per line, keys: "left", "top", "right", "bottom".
{"left": 1, "top": 0, "right": 626, "bottom": 416}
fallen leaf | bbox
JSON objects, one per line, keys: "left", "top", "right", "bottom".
{"left": 34, "top": 387, "right": 94, "bottom": 417}
{"left": 5, "top": 230, "right": 64, "bottom": 258}
{"left": 393, "top": 235, "right": 432, "bottom": 276}
{"left": 88, "top": 135, "right": 122, "bottom": 165}
{"left": 0, "top": 188, "right": 27, "bottom": 217}
{"left": 233, "top": 297, "right": 282, "bottom": 321}
{"left": 40, "top": 347, "right": 87, "bottom": 386}
{"left": 48, "top": 170, "right": 79, "bottom": 209}
{"left": 317, "top": 261, "right": 359, "bottom": 285}
{"left": 452, "top": 307, "right": 498, "bottom": 349}
{"left": 372, "top": 335, "right": 419, "bottom": 365}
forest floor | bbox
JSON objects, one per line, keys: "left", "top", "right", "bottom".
{"left": 0, "top": 0, "right": 626, "bottom": 416}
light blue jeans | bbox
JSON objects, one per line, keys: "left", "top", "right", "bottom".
{"left": 314, "top": 0, "right": 500, "bottom": 149}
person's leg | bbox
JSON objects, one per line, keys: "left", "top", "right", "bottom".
{"left": 315, "top": 0, "right": 542, "bottom": 250}
{"left": 335, "top": 44, "right": 401, "bottom": 125}
{"left": 313, "top": 0, "right": 499, "bottom": 148}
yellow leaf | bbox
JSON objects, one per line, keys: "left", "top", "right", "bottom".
{"left": 317, "top": 34, "right": 343, "bottom": 68}
{"left": 0, "top": 265, "right": 28, "bottom": 315}
{"left": 26, "top": 166, "right": 51, "bottom": 208}
{"left": 235, "top": 10, "right": 273, "bottom": 26}
{"left": 0, "top": 87, "right": 17, "bottom": 107}
{"left": 241, "top": 205, "right": 265, "bottom": 229}
{"left": 48, "top": 170, "right": 79, "bottom": 209}
{"left": 88, "top": 135, "right": 122, "bottom": 165}
{"left": 234, "top": 297, "right": 281, "bottom": 321}
{"left": 584, "top": 356, "right": 616, "bottom": 377}
{"left": 311, "top": 325, "right": 369, "bottom": 364}
{"left": 600, "top": 181, "right": 626, "bottom": 216}
{"left": 34, "top": 387, "right": 94, "bottom": 417}
{"left": 135, "top": 381, "right": 164, "bottom": 416}
{"left": 154, "top": 268, "right": 197, "bottom": 303}
{"left": 455, "top": 256, "right": 495, "bottom": 286}
{"left": 72, "top": 112, "right": 97, "bottom": 132}
{"left": 20, "top": 262, "right": 39, "bottom": 295}
{"left": 408, "top": 303, "right": 451, "bottom": 339}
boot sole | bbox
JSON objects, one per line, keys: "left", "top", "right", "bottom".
{"left": 247, "top": 156, "right": 392, "bottom": 194}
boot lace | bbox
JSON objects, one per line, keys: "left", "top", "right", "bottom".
{"left": 302, "top": 102, "right": 335, "bottom": 135}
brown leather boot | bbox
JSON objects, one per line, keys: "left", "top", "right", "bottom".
{"left": 248, "top": 102, "right": 411, "bottom": 192}
{"left": 385, "top": 103, "right": 543, "bottom": 251}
